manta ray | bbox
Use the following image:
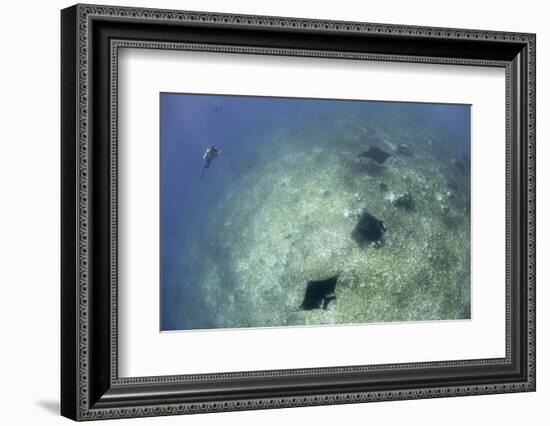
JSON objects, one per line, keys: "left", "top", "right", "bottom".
{"left": 352, "top": 210, "right": 388, "bottom": 246}
{"left": 358, "top": 146, "right": 392, "bottom": 164}
{"left": 300, "top": 274, "right": 339, "bottom": 310}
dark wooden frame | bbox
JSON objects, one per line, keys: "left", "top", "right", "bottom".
{"left": 61, "top": 3, "right": 536, "bottom": 421}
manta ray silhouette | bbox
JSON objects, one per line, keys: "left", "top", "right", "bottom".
{"left": 358, "top": 146, "right": 392, "bottom": 164}
{"left": 300, "top": 275, "right": 339, "bottom": 310}
{"left": 352, "top": 210, "right": 387, "bottom": 246}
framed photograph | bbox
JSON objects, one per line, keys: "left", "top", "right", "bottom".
{"left": 61, "top": 4, "right": 536, "bottom": 421}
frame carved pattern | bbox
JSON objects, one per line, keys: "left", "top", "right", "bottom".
{"left": 526, "top": 36, "right": 536, "bottom": 387}
{"left": 71, "top": 4, "right": 535, "bottom": 420}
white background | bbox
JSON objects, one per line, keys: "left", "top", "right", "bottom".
{"left": 0, "top": 0, "right": 547, "bottom": 425}
{"left": 119, "top": 49, "right": 505, "bottom": 377}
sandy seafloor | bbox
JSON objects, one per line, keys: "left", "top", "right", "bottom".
{"left": 161, "top": 100, "right": 471, "bottom": 331}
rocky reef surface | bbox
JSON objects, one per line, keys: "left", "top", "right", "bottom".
{"left": 178, "top": 113, "right": 471, "bottom": 330}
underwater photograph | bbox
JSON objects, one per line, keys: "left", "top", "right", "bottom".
{"left": 160, "top": 93, "right": 471, "bottom": 331}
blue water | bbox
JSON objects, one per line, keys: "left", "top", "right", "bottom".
{"left": 160, "top": 93, "right": 470, "bottom": 331}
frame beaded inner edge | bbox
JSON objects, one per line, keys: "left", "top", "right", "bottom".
{"left": 109, "top": 39, "right": 512, "bottom": 385}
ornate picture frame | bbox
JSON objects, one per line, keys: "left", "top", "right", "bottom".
{"left": 61, "top": 4, "right": 535, "bottom": 421}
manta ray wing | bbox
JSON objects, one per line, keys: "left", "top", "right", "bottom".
{"left": 359, "top": 146, "right": 392, "bottom": 164}
{"left": 300, "top": 275, "right": 339, "bottom": 310}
